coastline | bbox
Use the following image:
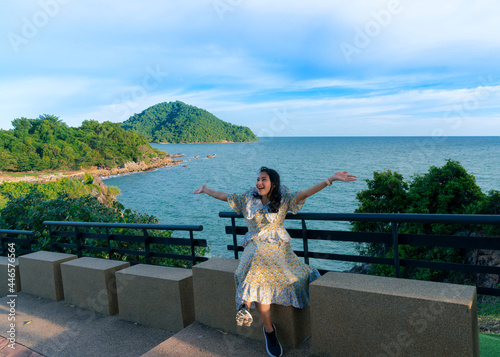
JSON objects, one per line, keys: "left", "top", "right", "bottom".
{"left": 0, "top": 154, "right": 184, "bottom": 184}
{"left": 155, "top": 140, "right": 260, "bottom": 144}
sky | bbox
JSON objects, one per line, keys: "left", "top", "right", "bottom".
{"left": 1, "top": 0, "right": 500, "bottom": 136}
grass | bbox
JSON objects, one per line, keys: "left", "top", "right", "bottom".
{"left": 1, "top": 172, "right": 41, "bottom": 177}
{"left": 479, "top": 296, "right": 500, "bottom": 355}
{"left": 479, "top": 334, "right": 500, "bottom": 356}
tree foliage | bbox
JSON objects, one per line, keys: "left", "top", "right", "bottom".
{"left": 0, "top": 114, "right": 167, "bottom": 172}
{"left": 121, "top": 101, "right": 258, "bottom": 143}
{"left": 0, "top": 179, "right": 207, "bottom": 268}
{"left": 353, "top": 160, "right": 498, "bottom": 282}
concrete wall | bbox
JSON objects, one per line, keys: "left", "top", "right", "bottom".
{"left": 18, "top": 251, "right": 77, "bottom": 301}
{"left": 116, "top": 264, "right": 195, "bottom": 332}
{"left": 192, "top": 258, "right": 311, "bottom": 348}
{"left": 0, "top": 256, "right": 21, "bottom": 297}
{"left": 60, "top": 257, "right": 130, "bottom": 315}
{"left": 11, "top": 252, "right": 480, "bottom": 356}
{"left": 310, "top": 272, "right": 479, "bottom": 357}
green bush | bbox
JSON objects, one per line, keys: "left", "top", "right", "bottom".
{"left": 354, "top": 160, "right": 498, "bottom": 282}
{"left": 0, "top": 180, "right": 208, "bottom": 268}
{"left": 82, "top": 172, "right": 94, "bottom": 185}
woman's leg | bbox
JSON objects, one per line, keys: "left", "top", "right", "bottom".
{"left": 258, "top": 303, "right": 274, "bottom": 332}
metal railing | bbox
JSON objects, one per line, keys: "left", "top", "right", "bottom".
{"left": 0, "top": 229, "right": 36, "bottom": 256}
{"left": 220, "top": 212, "right": 500, "bottom": 296}
{"left": 43, "top": 221, "right": 208, "bottom": 267}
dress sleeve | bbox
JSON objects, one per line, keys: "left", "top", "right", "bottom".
{"left": 281, "top": 185, "right": 306, "bottom": 214}
{"left": 227, "top": 188, "right": 252, "bottom": 214}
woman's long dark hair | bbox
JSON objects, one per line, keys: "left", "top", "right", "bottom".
{"left": 253, "top": 166, "right": 282, "bottom": 213}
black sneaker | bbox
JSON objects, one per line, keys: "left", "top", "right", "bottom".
{"left": 263, "top": 324, "right": 283, "bottom": 357}
{"left": 235, "top": 304, "right": 253, "bottom": 326}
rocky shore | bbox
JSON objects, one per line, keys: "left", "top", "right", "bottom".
{"left": 0, "top": 154, "right": 184, "bottom": 184}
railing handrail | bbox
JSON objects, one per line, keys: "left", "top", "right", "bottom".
{"left": 219, "top": 211, "right": 500, "bottom": 225}
{"left": 43, "top": 221, "right": 207, "bottom": 267}
{"left": 43, "top": 221, "right": 203, "bottom": 231}
{"left": 0, "top": 229, "right": 36, "bottom": 235}
{"left": 0, "top": 228, "right": 37, "bottom": 256}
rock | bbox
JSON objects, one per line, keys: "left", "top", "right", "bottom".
{"left": 92, "top": 176, "right": 108, "bottom": 196}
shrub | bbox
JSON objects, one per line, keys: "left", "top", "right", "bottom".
{"left": 353, "top": 160, "right": 497, "bottom": 282}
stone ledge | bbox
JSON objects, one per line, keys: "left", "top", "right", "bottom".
{"left": 61, "top": 257, "right": 130, "bottom": 315}
{"left": 116, "top": 264, "right": 194, "bottom": 332}
{"left": 18, "top": 251, "right": 77, "bottom": 301}
{"left": 193, "top": 257, "right": 311, "bottom": 348}
{"left": 310, "top": 272, "right": 479, "bottom": 357}
{"left": 0, "top": 256, "right": 20, "bottom": 297}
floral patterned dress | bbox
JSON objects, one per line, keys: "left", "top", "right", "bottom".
{"left": 227, "top": 185, "right": 321, "bottom": 309}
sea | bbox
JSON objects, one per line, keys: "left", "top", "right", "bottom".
{"left": 104, "top": 136, "right": 500, "bottom": 271}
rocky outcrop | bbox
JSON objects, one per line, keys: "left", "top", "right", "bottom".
{"left": 0, "top": 154, "right": 184, "bottom": 184}
{"left": 467, "top": 248, "right": 500, "bottom": 288}
{"left": 92, "top": 155, "right": 182, "bottom": 179}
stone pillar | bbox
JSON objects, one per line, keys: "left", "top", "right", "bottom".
{"left": 61, "top": 257, "right": 130, "bottom": 315}
{"left": 310, "top": 272, "right": 479, "bottom": 357}
{"left": 18, "top": 251, "right": 77, "bottom": 300}
{"left": 193, "top": 258, "right": 310, "bottom": 348}
{"left": 116, "top": 264, "right": 195, "bottom": 332}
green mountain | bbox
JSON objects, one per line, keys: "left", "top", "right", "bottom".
{"left": 0, "top": 115, "right": 167, "bottom": 172}
{"left": 121, "top": 101, "right": 258, "bottom": 143}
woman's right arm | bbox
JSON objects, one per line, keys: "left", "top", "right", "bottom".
{"left": 193, "top": 182, "right": 228, "bottom": 201}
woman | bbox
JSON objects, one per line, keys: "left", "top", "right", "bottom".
{"left": 194, "top": 167, "right": 356, "bottom": 357}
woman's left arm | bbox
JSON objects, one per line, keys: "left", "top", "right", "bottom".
{"left": 296, "top": 171, "right": 357, "bottom": 202}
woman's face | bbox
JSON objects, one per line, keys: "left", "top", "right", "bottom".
{"left": 256, "top": 171, "right": 273, "bottom": 197}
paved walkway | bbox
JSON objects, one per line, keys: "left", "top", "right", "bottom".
{"left": 0, "top": 336, "right": 45, "bottom": 356}
{"left": 0, "top": 293, "right": 313, "bottom": 357}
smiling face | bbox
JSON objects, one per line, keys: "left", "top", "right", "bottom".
{"left": 256, "top": 171, "right": 274, "bottom": 198}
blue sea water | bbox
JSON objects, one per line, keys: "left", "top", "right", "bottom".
{"left": 104, "top": 137, "right": 500, "bottom": 271}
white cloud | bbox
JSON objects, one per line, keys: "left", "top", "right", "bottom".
{"left": 1, "top": 0, "right": 500, "bottom": 135}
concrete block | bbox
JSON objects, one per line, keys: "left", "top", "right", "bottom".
{"left": 18, "top": 251, "right": 77, "bottom": 301}
{"left": 0, "top": 256, "right": 21, "bottom": 297}
{"left": 310, "top": 272, "right": 479, "bottom": 357}
{"left": 193, "top": 257, "right": 310, "bottom": 348}
{"left": 116, "top": 264, "right": 194, "bottom": 332}
{"left": 61, "top": 257, "right": 129, "bottom": 315}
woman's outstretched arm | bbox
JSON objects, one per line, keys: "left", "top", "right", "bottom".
{"left": 194, "top": 182, "right": 228, "bottom": 201}
{"left": 296, "top": 171, "right": 357, "bottom": 202}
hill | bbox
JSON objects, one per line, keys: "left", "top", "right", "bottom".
{"left": 121, "top": 101, "right": 258, "bottom": 143}
{"left": 0, "top": 115, "right": 168, "bottom": 172}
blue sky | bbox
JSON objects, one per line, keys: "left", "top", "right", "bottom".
{"left": 1, "top": 0, "right": 500, "bottom": 136}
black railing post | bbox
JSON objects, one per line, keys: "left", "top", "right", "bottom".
{"left": 75, "top": 226, "right": 82, "bottom": 257}
{"left": 231, "top": 217, "right": 238, "bottom": 259}
{"left": 190, "top": 230, "right": 196, "bottom": 266}
{"left": 302, "top": 220, "right": 310, "bottom": 265}
{"left": 27, "top": 232, "right": 33, "bottom": 253}
{"left": 106, "top": 227, "right": 111, "bottom": 258}
{"left": 392, "top": 222, "right": 400, "bottom": 278}
{"left": 144, "top": 229, "right": 151, "bottom": 265}
{"left": 49, "top": 226, "right": 54, "bottom": 252}
{"left": 0, "top": 232, "right": 5, "bottom": 256}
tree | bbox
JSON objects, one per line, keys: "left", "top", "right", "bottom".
{"left": 121, "top": 101, "right": 258, "bottom": 143}
{"left": 353, "top": 170, "right": 409, "bottom": 233}
{"left": 0, "top": 116, "right": 166, "bottom": 172}
{"left": 353, "top": 160, "right": 494, "bottom": 282}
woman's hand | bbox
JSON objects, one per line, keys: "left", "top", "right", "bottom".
{"left": 194, "top": 182, "right": 207, "bottom": 194}
{"left": 194, "top": 183, "right": 228, "bottom": 201}
{"left": 331, "top": 171, "right": 357, "bottom": 182}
